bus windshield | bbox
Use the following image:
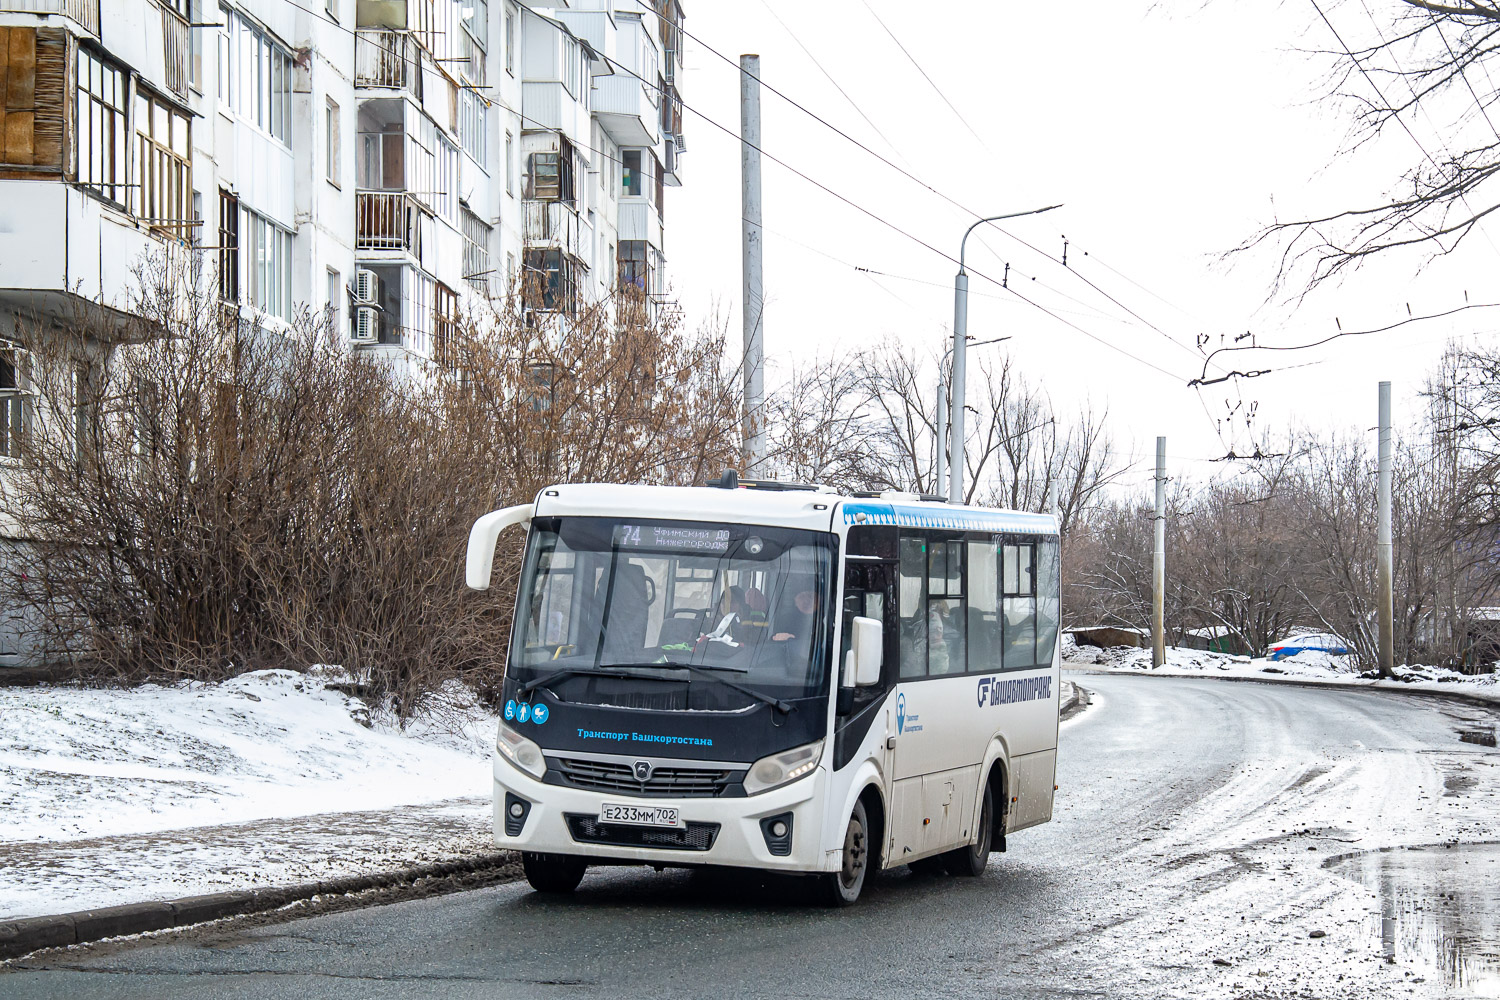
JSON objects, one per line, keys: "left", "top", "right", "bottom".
{"left": 510, "top": 517, "right": 834, "bottom": 704}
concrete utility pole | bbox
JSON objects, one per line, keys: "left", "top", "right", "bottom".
{"left": 739, "top": 54, "right": 766, "bottom": 477}
{"left": 1377, "top": 381, "right": 1394, "bottom": 677}
{"left": 951, "top": 205, "right": 1060, "bottom": 503}
{"left": 936, "top": 381, "right": 947, "bottom": 496}
{"left": 1153, "top": 436, "right": 1167, "bottom": 669}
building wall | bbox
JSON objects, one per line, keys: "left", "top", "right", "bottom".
{"left": 0, "top": 0, "right": 688, "bottom": 664}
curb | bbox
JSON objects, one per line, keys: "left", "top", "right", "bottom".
{"left": 0, "top": 852, "right": 518, "bottom": 961}
{"left": 1063, "top": 662, "right": 1500, "bottom": 711}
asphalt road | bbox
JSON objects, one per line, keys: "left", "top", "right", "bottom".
{"left": 4, "top": 672, "right": 1496, "bottom": 1000}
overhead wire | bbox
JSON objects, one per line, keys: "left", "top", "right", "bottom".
{"left": 755, "top": 0, "right": 915, "bottom": 171}
{"left": 264, "top": 0, "right": 1204, "bottom": 389}
{"left": 856, "top": 0, "right": 991, "bottom": 152}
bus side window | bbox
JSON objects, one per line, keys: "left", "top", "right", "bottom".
{"left": 1002, "top": 540, "right": 1038, "bottom": 669}
{"left": 1036, "top": 538, "right": 1060, "bottom": 666}
{"left": 926, "top": 538, "right": 964, "bottom": 675}
{"left": 967, "top": 538, "right": 1000, "bottom": 671}
{"left": 898, "top": 535, "right": 927, "bottom": 678}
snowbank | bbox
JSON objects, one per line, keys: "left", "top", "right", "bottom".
{"left": 0, "top": 669, "right": 498, "bottom": 844}
{"left": 1061, "top": 633, "right": 1500, "bottom": 702}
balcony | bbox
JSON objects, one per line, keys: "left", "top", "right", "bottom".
{"left": 0, "top": 0, "right": 97, "bottom": 34}
{"left": 355, "top": 29, "right": 424, "bottom": 98}
{"left": 522, "top": 201, "right": 582, "bottom": 258}
{"left": 356, "top": 191, "right": 427, "bottom": 255}
{"left": 592, "top": 75, "right": 660, "bottom": 148}
{"left": 617, "top": 200, "right": 662, "bottom": 250}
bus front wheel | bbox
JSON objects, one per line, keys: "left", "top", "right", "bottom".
{"left": 820, "top": 799, "right": 870, "bottom": 906}
{"left": 522, "top": 852, "right": 588, "bottom": 894}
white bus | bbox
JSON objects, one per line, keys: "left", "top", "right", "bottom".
{"left": 466, "top": 476, "right": 1061, "bottom": 905}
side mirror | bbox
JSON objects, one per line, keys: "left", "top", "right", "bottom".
{"left": 465, "top": 503, "right": 535, "bottom": 590}
{"left": 851, "top": 616, "right": 883, "bottom": 687}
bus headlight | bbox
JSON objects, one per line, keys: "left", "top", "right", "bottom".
{"left": 742, "top": 740, "right": 823, "bottom": 795}
{"left": 497, "top": 721, "right": 546, "bottom": 779}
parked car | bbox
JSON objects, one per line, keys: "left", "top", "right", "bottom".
{"left": 1267, "top": 633, "right": 1351, "bottom": 661}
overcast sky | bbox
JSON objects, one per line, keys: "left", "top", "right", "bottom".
{"left": 661, "top": 0, "right": 1498, "bottom": 488}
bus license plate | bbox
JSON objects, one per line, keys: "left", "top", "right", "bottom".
{"left": 598, "top": 803, "right": 684, "bottom": 829}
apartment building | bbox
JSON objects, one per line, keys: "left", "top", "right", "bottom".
{"left": 0, "top": 0, "right": 684, "bottom": 365}
{"left": 0, "top": 0, "right": 684, "bottom": 661}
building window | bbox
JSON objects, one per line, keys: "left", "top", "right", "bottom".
{"left": 505, "top": 5, "right": 515, "bottom": 74}
{"left": 76, "top": 48, "right": 128, "bottom": 204}
{"left": 434, "top": 281, "right": 458, "bottom": 367}
{"left": 523, "top": 248, "right": 576, "bottom": 315}
{"left": 222, "top": 8, "right": 293, "bottom": 146}
{"left": 133, "top": 90, "right": 192, "bottom": 231}
{"left": 458, "top": 89, "right": 487, "bottom": 169}
{"left": 325, "top": 98, "right": 340, "bottom": 185}
{"left": 325, "top": 0, "right": 338, "bottom": 21}
{"left": 654, "top": 151, "right": 665, "bottom": 218}
{"left": 241, "top": 207, "right": 292, "bottom": 320}
{"left": 621, "top": 149, "right": 641, "bottom": 197}
{"left": 327, "top": 267, "right": 341, "bottom": 332}
{"left": 505, "top": 131, "right": 514, "bottom": 195}
{"left": 617, "top": 240, "right": 650, "bottom": 294}
{"left": 189, "top": 0, "right": 204, "bottom": 90}
{"left": 462, "top": 207, "right": 491, "bottom": 294}
{"left": 0, "top": 347, "right": 27, "bottom": 460}
{"left": 218, "top": 188, "right": 239, "bottom": 302}
{"left": 527, "top": 141, "right": 574, "bottom": 204}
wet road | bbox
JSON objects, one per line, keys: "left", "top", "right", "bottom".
{"left": 4, "top": 673, "right": 1497, "bottom": 999}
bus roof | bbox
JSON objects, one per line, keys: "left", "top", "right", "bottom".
{"left": 531, "top": 484, "right": 1059, "bottom": 537}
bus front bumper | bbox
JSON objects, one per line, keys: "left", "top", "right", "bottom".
{"left": 492, "top": 755, "right": 834, "bottom": 873}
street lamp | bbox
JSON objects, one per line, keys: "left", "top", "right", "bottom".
{"left": 936, "top": 336, "right": 1008, "bottom": 498}
{"left": 950, "top": 205, "right": 1062, "bottom": 503}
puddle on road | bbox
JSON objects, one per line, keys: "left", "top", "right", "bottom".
{"left": 1458, "top": 728, "right": 1497, "bottom": 748}
{"left": 1328, "top": 843, "right": 1500, "bottom": 997}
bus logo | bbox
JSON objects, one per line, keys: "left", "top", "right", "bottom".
{"left": 896, "top": 693, "right": 906, "bottom": 734}
{"left": 633, "top": 761, "right": 654, "bottom": 781}
{"left": 977, "top": 678, "right": 991, "bottom": 707}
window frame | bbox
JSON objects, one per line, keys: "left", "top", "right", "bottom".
{"left": 891, "top": 528, "right": 1056, "bottom": 680}
{"left": 221, "top": 7, "right": 294, "bottom": 147}
{"left": 0, "top": 346, "right": 28, "bottom": 461}
{"left": 325, "top": 97, "right": 340, "bottom": 186}
{"left": 240, "top": 206, "right": 292, "bottom": 321}
{"left": 132, "top": 87, "right": 193, "bottom": 231}
{"left": 76, "top": 46, "right": 129, "bottom": 206}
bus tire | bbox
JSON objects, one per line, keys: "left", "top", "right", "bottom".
{"left": 820, "top": 799, "right": 870, "bottom": 906}
{"left": 522, "top": 852, "right": 588, "bottom": 894}
{"left": 944, "top": 781, "right": 993, "bottom": 877}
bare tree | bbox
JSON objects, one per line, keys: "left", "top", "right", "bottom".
{"left": 1240, "top": 1, "right": 1500, "bottom": 293}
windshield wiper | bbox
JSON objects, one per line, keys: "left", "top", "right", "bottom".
{"left": 649, "top": 661, "right": 795, "bottom": 715}
{"left": 518, "top": 666, "right": 684, "bottom": 701}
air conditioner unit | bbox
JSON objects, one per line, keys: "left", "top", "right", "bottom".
{"left": 351, "top": 305, "right": 380, "bottom": 345}
{"left": 353, "top": 268, "right": 380, "bottom": 306}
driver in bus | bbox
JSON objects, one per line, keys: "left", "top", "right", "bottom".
{"left": 771, "top": 586, "right": 817, "bottom": 642}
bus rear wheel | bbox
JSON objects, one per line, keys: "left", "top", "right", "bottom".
{"left": 820, "top": 799, "right": 870, "bottom": 906}
{"left": 944, "top": 782, "right": 993, "bottom": 877}
{"left": 522, "top": 852, "right": 588, "bottom": 894}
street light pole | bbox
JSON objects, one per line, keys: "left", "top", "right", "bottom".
{"left": 936, "top": 336, "right": 1008, "bottom": 498}
{"left": 950, "top": 204, "right": 1062, "bottom": 503}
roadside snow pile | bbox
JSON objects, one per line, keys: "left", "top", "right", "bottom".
{"left": 0, "top": 669, "right": 498, "bottom": 844}
{"left": 1063, "top": 636, "right": 1500, "bottom": 700}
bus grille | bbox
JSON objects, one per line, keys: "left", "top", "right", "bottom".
{"left": 551, "top": 756, "right": 736, "bottom": 798}
{"left": 565, "top": 814, "right": 721, "bottom": 852}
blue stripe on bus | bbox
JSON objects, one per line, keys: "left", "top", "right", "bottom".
{"left": 839, "top": 502, "right": 1056, "bottom": 536}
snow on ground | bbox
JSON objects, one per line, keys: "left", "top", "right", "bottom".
{"left": 0, "top": 669, "right": 502, "bottom": 919}
{"left": 0, "top": 669, "right": 497, "bottom": 845}
{"left": 1063, "top": 633, "right": 1500, "bottom": 702}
